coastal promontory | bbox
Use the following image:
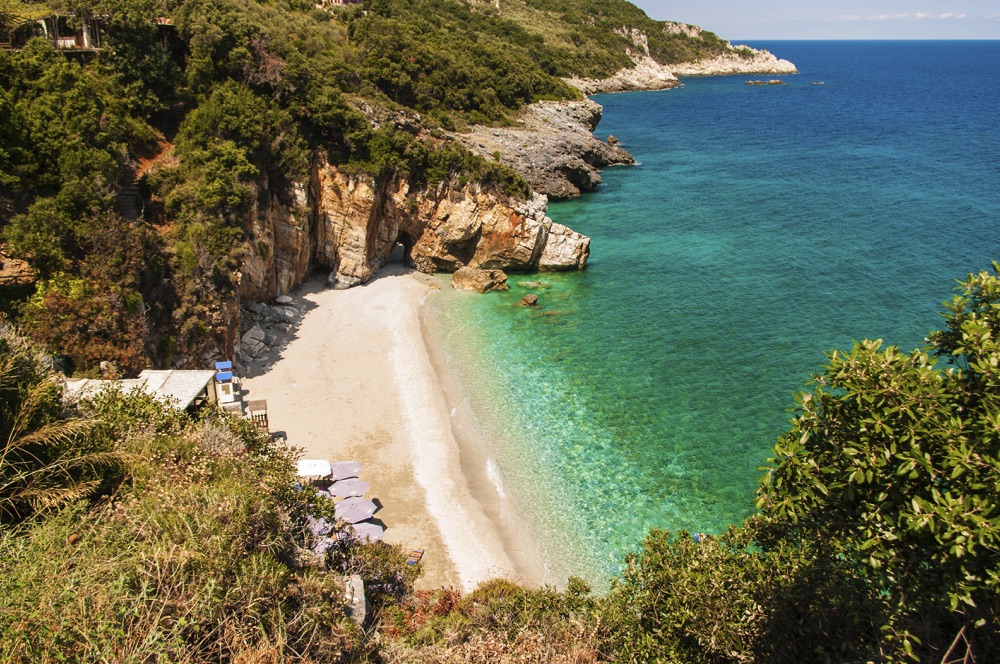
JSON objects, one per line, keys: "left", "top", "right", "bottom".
{"left": 1, "top": 0, "right": 795, "bottom": 369}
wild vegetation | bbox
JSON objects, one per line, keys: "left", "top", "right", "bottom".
{"left": 0, "top": 0, "right": 741, "bottom": 373}
{"left": 5, "top": 0, "right": 996, "bottom": 661}
{"left": 0, "top": 320, "right": 417, "bottom": 662}
{"left": 3, "top": 266, "right": 999, "bottom": 662}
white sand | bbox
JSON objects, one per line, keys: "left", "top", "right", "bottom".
{"left": 241, "top": 265, "right": 539, "bottom": 591}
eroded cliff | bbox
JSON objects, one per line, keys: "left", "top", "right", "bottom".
{"left": 236, "top": 156, "right": 589, "bottom": 304}
{"left": 566, "top": 23, "right": 797, "bottom": 95}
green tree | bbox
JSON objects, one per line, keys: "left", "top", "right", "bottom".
{"left": 756, "top": 263, "right": 1000, "bottom": 658}
{"left": 0, "top": 323, "right": 118, "bottom": 523}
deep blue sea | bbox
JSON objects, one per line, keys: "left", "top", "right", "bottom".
{"left": 430, "top": 41, "right": 1000, "bottom": 587}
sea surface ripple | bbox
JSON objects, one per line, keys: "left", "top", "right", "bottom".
{"left": 430, "top": 41, "right": 1000, "bottom": 587}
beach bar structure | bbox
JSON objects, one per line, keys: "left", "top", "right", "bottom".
{"left": 214, "top": 361, "right": 237, "bottom": 404}
{"left": 64, "top": 369, "right": 217, "bottom": 412}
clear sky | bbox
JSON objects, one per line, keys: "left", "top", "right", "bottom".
{"left": 630, "top": 1, "right": 1000, "bottom": 40}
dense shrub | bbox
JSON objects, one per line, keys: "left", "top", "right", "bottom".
{"left": 0, "top": 342, "right": 425, "bottom": 661}
{"left": 378, "top": 578, "right": 601, "bottom": 662}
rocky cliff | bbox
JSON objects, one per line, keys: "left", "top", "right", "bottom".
{"left": 235, "top": 156, "right": 589, "bottom": 304}
{"left": 456, "top": 100, "right": 633, "bottom": 199}
{"left": 312, "top": 158, "right": 589, "bottom": 289}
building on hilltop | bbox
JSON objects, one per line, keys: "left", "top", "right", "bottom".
{"left": 1, "top": 8, "right": 104, "bottom": 51}
{"left": 315, "top": 0, "right": 363, "bottom": 7}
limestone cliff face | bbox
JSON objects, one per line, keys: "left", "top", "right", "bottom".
{"left": 237, "top": 177, "right": 314, "bottom": 302}
{"left": 312, "top": 157, "right": 588, "bottom": 288}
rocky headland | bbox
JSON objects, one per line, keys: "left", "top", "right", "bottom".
{"left": 456, "top": 100, "right": 633, "bottom": 198}
{"left": 205, "top": 29, "right": 797, "bottom": 367}
{"left": 237, "top": 158, "right": 588, "bottom": 297}
{"left": 566, "top": 23, "right": 796, "bottom": 95}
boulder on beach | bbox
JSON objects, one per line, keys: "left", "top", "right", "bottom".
{"left": 451, "top": 267, "right": 509, "bottom": 293}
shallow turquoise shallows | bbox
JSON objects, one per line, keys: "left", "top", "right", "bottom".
{"left": 430, "top": 41, "right": 1000, "bottom": 587}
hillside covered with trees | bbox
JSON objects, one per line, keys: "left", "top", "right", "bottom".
{"left": 4, "top": 0, "right": 998, "bottom": 661}
{"left": 2, "top": 264, "right": 1000, "bottom": 662}
{"left": 0, "top": 0, "right": 745, "bottom": 373}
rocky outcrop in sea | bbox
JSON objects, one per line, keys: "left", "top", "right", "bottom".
{"left": 456, "top": 100, "right": 633, "bottom": 199}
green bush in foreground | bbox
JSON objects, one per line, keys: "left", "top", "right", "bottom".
{"left": 6, "top": 261, "right": 1000, "bottom": 661}
{"left": 0, "top": 321, "right": 118, "bottom": 523}
{"left": 0, "top": 330, "right": 422, "bottom": 662}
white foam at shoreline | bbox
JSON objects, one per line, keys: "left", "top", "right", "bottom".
{"left": 486, "top": 457, "right": 507, "bottom": 500}
{"left": 389, "top": 286, "right": 516, "bottom": 591}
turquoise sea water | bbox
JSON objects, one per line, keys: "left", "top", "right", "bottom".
{"left": 430, "top": 41, "right": 1000, "bottom": 587}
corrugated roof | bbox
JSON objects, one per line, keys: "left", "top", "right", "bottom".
{"left": 63, "top": 370, "right": 215, "bottom": 409}
{"left": 138, "top": 370, "right": 216, "bottom": 409}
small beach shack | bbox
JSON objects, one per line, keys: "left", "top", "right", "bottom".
{"left": 214, "top": 361, "right": 237, "bottom": 404}
{"left": 64, "top": 369, "right": 218, "bottom": 412}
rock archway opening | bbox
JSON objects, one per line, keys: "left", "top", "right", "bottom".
{"left": 391, "top": 230, "right": 414, "bottom": 266}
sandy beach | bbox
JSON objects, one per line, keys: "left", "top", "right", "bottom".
{"left": 241, "top": 264, "right": 546, "bottom": 591}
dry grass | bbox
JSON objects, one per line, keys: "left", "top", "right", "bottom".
{"left": 377, "top": 579, "right": 607, "bottom": 663}
{"left": 0, "top": 404, "right": 374, "bottom": 663}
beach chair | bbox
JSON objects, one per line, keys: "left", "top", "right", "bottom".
{"left": 247, "top": 399, "right": 269, "bottom": 430}
{"left": 407, "top": 548, "right": 424, "bottom": 565}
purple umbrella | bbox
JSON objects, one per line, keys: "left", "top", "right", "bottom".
{"left": 335, "top": 506, "right": 374, "bottom": 524}
{"left": 330, "top": 460, "right": 363, "bottom": 481}
{"left": 351, "top": 522, "right": 384, "bottom": 542}
{"left": 306, "top": 515, "right": 333, "bottom": 536}
{"left": 337, "top": 497, "right": 377, "bottom": 515}
{"left": 313, "top": 536, "right": 336, "bottom": 554}
{"left": 328, "top": 479, "right": 370, "bottom": 498}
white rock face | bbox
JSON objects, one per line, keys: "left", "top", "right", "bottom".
{"left": 567, "top": 55, "right": 680, "bottom": 95}
{"left": 538, "top": 222, "right": 590, "bottom": 271}
{"left": 565, "top": 41, "right": 797, "bottom": 95}
{"left": 671, "top": 48, "right": 798, "bottom": 77}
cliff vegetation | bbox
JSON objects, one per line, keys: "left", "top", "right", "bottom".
{"left": 2, "top": 267, "right": 1000, "bottom": 662}
{"left": 0, "top": 0, "right": 756, "bottom": 372}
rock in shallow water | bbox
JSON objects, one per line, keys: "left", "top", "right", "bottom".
{"left": 519, "top": 294, "right": 539, "bottom": 306}
{"left": 451, "top": 267, "right": 510, "bottom": 293}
